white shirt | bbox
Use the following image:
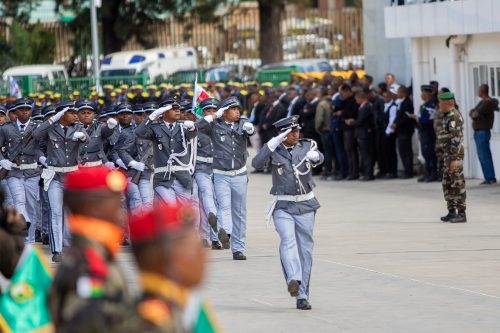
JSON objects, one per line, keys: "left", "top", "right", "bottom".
{"left": 163, "top": 121, "right": 175, "bottom": 130}
{"left": 287, "top": 96, "right": 299, "bottom": 117}
{"left": 17, "top": 119, "right": 30, "bottom": 132}
{"left": 385, "top": 100, "right": 398, "bottom": 135}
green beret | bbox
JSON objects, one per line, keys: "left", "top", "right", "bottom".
{"left": 438, "top": 92, "right": 455, "bottom": 100}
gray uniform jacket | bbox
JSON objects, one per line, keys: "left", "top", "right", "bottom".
{"left": 252, "top": 139, "right": 324, "bottom": 215}
{"left": 196, "top": 118, "right": 253, "bottom": 173}
{"left": 119, "top": 129, "right": 154, "bottom": 180}
{"left": 194, "top": 132, "right": 213, "bottom": 174}
{"left": 0, "top": 120, "right": 43, "bottom": 178}
{"left": 79, "top": 122, "right": 115, "bottom": 164}
{"left": 33, "top": 121, "right": 89, "bottom": 181}
{"left": 135, "top": 119, "right": 197, "bottom": 190}
{"left": 109, "top": 125, "right": 134, "bottom": 164}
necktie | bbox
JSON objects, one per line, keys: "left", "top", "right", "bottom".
{"left": 19, "top": 124, "right": 25, "bottom": 134}
{"left": 63, "top": 127, "right": 67, "bottom": 135}
{"left": 169, "top": 124, "right": 174, "bottom": 131}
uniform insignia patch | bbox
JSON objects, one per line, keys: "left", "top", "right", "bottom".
{"left": 76, "top": 276, "right": 104, "bottom": 298}
{"left": 10, "top": 282, "right": 34, "bottom": 303}
{"left": 158, "top": 144, "right": 163, "bottom": 151}
{"left": 277, "top": 165, "right": 283, "bottom": 175}
{"left": 450, "top": 121, "right": 456, "bottom": 128}
{"left": 138, "top": 299, "right": 171, "bottom": 325}
{"left": 220, "top": 136, "right": 225, "bottom": 142}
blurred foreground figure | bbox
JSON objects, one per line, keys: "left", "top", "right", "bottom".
{"left": 0, "top": 190, "right": 54, "bottom": 333}
{"left": 120, "top": 202, "right": 221, "bottom": 333}
{"left": 49, "top": 166, "right": 131, "bottom": 333}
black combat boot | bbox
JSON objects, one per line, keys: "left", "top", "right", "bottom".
{"left": 440, "top": 210, "right": 456, "bottom": 222}
{"left": 450, "top": 211, "right": 467, "bottom": 223}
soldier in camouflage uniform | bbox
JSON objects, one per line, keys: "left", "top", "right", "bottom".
{"left": 49, "top": 166, "right": 132, "bottom": 333}
{"left": 433, "top": 108, "right": 444, "bottom": 181}
{"left": 437, "top": 92, "right": 467, "bottom": 223}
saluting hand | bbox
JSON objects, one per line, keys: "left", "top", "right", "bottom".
{"left": 267, "top": 129, "right": 292, "bottom": 152}
{"left": 49, "top": 107, "right": 69, "bottom": 124}
{"left": 149, "top": 105, "right": 172, "bottom": 121}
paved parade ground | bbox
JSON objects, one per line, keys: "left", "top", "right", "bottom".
{"left": 30, "top": 171, "right": 500, "bottom": 332}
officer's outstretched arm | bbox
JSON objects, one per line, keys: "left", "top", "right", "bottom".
{"left": 135, "top": 119, "right": 154, "bottom": 140}
{"left": 252, "top": 144, "right": 272, "bottom": 170}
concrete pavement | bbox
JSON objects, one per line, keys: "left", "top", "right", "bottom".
{"left": 4, "top": 172, "right": 500, "bottom": 332}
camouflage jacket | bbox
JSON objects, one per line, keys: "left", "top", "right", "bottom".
{"left": 116, "top": 272, "right": 187, "bottom": 333}
{"left": 48, "top": 233, "right": 131, "bottom": 333}
{"left": 437, "top": 108, "right": 464, "bottom": 160}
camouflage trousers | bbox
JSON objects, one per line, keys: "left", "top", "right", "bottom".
{"left": 442, "top": 158, "right": 466, "bottom": 212}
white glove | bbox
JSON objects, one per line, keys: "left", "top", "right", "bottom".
{"left": 0, "top": 159, "right": 13, "bottom": 171}
{"left": 306, "top": 150, "right": 320, "bottom": 163}
{"left": 106, "top": 117, "right": 118, "bottom": 129}
{"left": 243, "top": 122, "right": 255, "bottom": 134}
{"left": 104, "top": 161, "right": 116, "bottom": 169}
{"left": 72, "top": 131, "right": 86, "bottom": 141}
{"left": 49, "top": 107, "right": 69, "bottom": 124}
{"left": 182, "top": 120, "right": 195, "bottom": 131}
{"left": 39, "top": 156, "right": 48, "bottom": 167}
{"left": 149, "top": 105, "right": 172, "bottom": 121}
{"left": 216, "top": 106, "right": 228, "bottom": 119}
{"left": 116, "top": 158, "right": 127, "bottom": 170}
{"left": 128, "top": 160, "right": 145, "bottom": 172}
{"left": 266, "top": 129, "right": 292, "bottom": 152}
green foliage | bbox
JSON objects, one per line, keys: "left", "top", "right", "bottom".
{"left": 0, "top": 22, "right": 55, "bottom": 71}
{"left": 0, "top": 0, "right": 41, "bottom": 23}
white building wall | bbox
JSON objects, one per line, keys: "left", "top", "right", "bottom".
{"left": 410, "top": 33, "right": 500, "bottom": 179}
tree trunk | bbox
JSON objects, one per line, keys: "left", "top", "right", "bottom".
{"left": 101, "top": 0, "right": 124, "bottom": 55}
{"left": 258, "top": 0, "right": 284, "bottom": 65}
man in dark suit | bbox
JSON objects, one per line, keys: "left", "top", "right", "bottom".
{"left": 346, "top": 91, "right": 375, "bottom": 180}
{"left": 337, "top": 84, "right": 359, "bottom": 180}
{"left": 392, "top": 85, "right": 416, "bottom": 178}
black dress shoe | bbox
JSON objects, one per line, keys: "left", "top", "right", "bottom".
{"left": 232, "top": 251, "right": 247, "bottom": 260}
{"left": 384, "top": 174, "right": 397, "bottom": 179}
{"left": 52, "top": 252, "right": 63, "bottom": 263}
{"left": 208, "top": 212, "right": 218, "bottom": 232}
{"left": 417, "top": 176, "right": 426, "bottom": 182}
{"left": 450, "top": 212, "right": 467, "bottom": 223}
{"left": 42, "top": 233, "right": 49, "bottom": 245}
{"left": 440, "top": 210, "right": 456, "bottom": 222}
{"left": 211, "top": 241, "right": 223, "bottom": 250}
{"left": 35, "top": 229, "right": 42, "bottom": 243}
{"left": 218, "top": 229, "right": 230, "bottom": 249}
{"left": 288, "top": 280, "right": 300, "bottom": 297}
{"left": 296, "top": 299, "right": 312, "bottom": 310}
{"left": 359, "top": 176, "right": 374, "bottom": 181}
{"left": 346, "top": 175, "right": 359, "bottom": 181}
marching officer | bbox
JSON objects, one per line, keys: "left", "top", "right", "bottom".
{"left": 135, "top": 97, "right": 198, "bottom": 205}
{"left": 0, "top": 97, "right": 42, "bottom": 243}
{"left": 33, "top": 101, "right": 89, "bottom": 262}
{"left": 119, "top": 103, "right": 155, "bottom": 210}
{"left": 195, "top": 98, "right": 229, "bottom": 250}
{"left": 196, "top": 96, "right": 256, "bottom": 260}
{"left": 75, "top": 99, "right": 118, "bottom": 168}
{"left": 437, "top": 92, "right": 467, "bottom": 223}
{"left": 110, "top": 102, "right": 135, "bottom": 171}
{"left": 49, "top": 166, "right": 132, "bottom": 333}
{"left": 415, "top": 85, "right": 438, "bottom": 182}
{"left": 252, "top": 115, "right": 323, "bottom": 310}
{"left": 120, "top": 202, "right": 220, "bottom": 333}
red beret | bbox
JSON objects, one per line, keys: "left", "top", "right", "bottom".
{"left": 129, "top": 202, "right": 196, "bottom": 243}
{"left": 64, "top": 166, "right": 128, "bottom": 193}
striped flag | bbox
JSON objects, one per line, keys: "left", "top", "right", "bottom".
{"left": 193, "top": 75, "right": 211, "bottom": 117}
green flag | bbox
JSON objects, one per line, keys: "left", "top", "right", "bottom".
{"left": 184, "top": 295, "right": 221, "bottom": 333}
{"left": 0, "top": 245, "right": 53, "bottom": 333}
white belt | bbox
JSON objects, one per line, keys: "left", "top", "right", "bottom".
{"left": 265, "top": 191, "right": 315, "bottom": 226}
{"left": 196, "top": 156, "right": 213, "bottom": 164}
{"left": 154, "top": 165, "right": 191, "bottom": 174}
{"left": 213, "top": 166, "right": 247, "bottom": 176}
{"left": 14, "top": 162, "right": 38, "bottom": 170}
{"left": 47, "top": 165, "right": 79, "bottom": 173}
{"left": 80, "top": 160, "right": 103, "bottom": 167}
{"left": 274, "top": 192, "right": 315, "bottom": 202}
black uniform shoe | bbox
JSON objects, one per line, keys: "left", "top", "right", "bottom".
{"left": 208, "top": 212, "right": 217, "bottom": 232}
{"left": 218, "top": 229, "right": 230, "bottom": 249}
{"left": 35, "top": 229, "right": 42, "bottom": 243}
{"left": 52, "top": 252, "right": 63, "bottom": 263}
{"left": 440, "top": 210, "right": 456, "bottom": 222}
{"left": 201, "top": 239, "right": 211, "bottom": 248}
{"left": 211, "top": 241, "right": 223, "bottom": 250}
{"left": 417, "top": 176, "right": 426, "bottom": 182}
{"left": 425, "top": 174, "right": 438, "bottom": 182}
{"left": 450, "top": 212, "right": 467, "bottom": 223}
{"left": 42, "top": 233, "right": 49, "bottom": 245}
{"left": 296, "top": 299, "right": 312, "bottom": 310}
{"left": 346, "top": 175, "right": 359, "bottom": 181}
{"left": 288, "top": 280, "right": 300, "bottom": 297}
{"left": 232, "top": 251, "right": 247, "bottom": 260}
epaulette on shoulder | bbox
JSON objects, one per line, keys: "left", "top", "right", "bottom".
{"left": 138, "top": 299, "right": 171, "bottom": 326}
{"left": 239, "top": 115, "right": 248, "bottom": 120}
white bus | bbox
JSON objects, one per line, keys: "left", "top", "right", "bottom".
{"left": 100, "top": 47, "right": 198, "bottom": 81}
{"left": 2, "top": 64, "right": 68, "bottom": 82}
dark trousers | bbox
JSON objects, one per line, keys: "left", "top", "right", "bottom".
{"left": 420, "top": 130, "right": 437, "bottom": 177}
{"left": 383, "top": 133, "right": 398, "bottom": 176}
{"left": 320, "top": 131, "right": 335, "bottom": 175}
{"left": 397, "top": 133, "right": 414, "bottom": 177}
{"left": 343, "top": 129, "right": 358, "bottom": 178}
{"left": 332, "top": 128, "right": 347, "bottom": 177}
{"left": 375, "top": 129, "right": 388, "bottom": 175}
{"left": 358, "top": 138, "right": 374, "bottom": 178}
{"left": 474, "top": 130, "right": 496, "bottom": 182}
